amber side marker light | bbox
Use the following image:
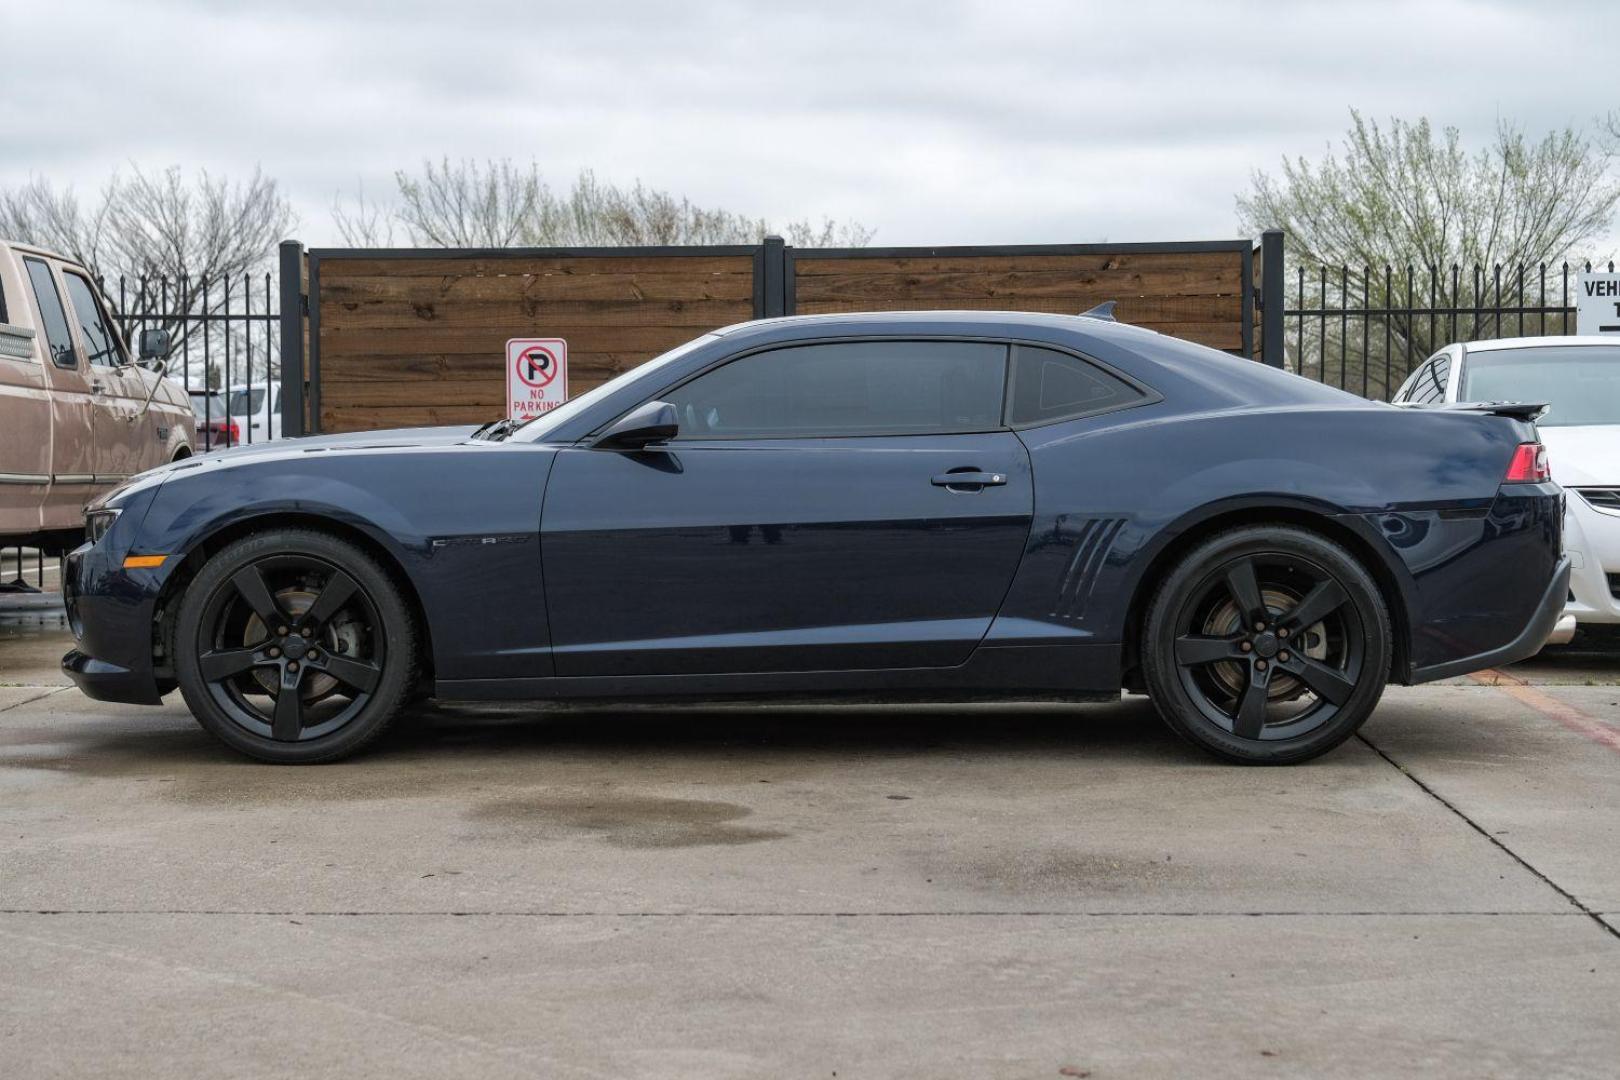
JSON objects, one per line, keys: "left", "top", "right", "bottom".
{"left": 122, "top": 555, "right": 168, "bottom": 570}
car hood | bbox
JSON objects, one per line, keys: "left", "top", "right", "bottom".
{"left": 95, "top": 425, "right": 486, "bottom": 510}
{"left": 1539, "top": 426, "right": 1620, "bottom": 487}
{"left": 211, "top": 424, "right": 484, "bottom": 460}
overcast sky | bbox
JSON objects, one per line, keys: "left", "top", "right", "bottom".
{"left": 5, "top": 0, "right": 1618, "bottom": 249}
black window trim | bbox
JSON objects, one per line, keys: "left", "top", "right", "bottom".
{"left": 587, "top": 334, "right": 1161, "bottom": 443}
{"left": 22, "top": 256, "right": 79, "bottom": 370}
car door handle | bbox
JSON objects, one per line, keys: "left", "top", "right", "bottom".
{"left": 931, "top": 470, "right": 1008, "bottom": 491}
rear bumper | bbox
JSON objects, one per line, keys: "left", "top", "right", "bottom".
{"left": 1410, "top": 555, "right": 1571, "bottom": 684}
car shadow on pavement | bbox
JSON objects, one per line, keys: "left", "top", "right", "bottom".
{"left": 382, "top": 695, "right": 1199, "bottom": 763}
{"left": 3, "top": 696, "right": 1222, "bottom": 782}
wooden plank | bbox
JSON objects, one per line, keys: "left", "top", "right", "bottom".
{"left": 321, "top": 361, "right": 643, "bottom": 406}
{"left": 792, "top": 267, "right": 1243, "bottom": 303}
{"left": 320, "top": 350, "right": 668, "bottom": 384}
{"left": 791, "top": 251, "right": 1242, "bottom": 275}
{"left": 319, "top": 403, "right": 499, "bottom": 432}
{"left": 321, "top": 272, "right": 755, "bottom": 304}
{"left": 320, "top": 255, "right": 755, "bottom": 277}
{"left": 320, "top": 297, "right": 751, "bottom": 331}
{"left": 320, "top": 324, "right": 703, "bottom": 357}
{"left": 791, "top": 294, "right": 1239, "bottom": 321}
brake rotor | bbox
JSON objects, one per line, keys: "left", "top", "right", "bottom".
{"left": 1203, "top": 586, "right": 1329, "bottom": 702}
{"left": 242, "top": 585, "right": 363, "bottom": 701}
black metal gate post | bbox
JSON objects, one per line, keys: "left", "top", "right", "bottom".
{"left": 278, "top": 240, "right": 307, "bottom": 437}
{"left": 762, "top": 235, "right": 787, "bottom": 318}
{"left": 1257, "top": 229, "right": 1285, "bottom": 368}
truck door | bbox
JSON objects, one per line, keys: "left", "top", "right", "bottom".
{"left": 0, "top": 272, "right": 51, "bottom": 538}
{"left": 60, "top": 269, "right": 149, "bottom": 480}
{"left": 21, "top": 256, "right": 103, "bottom": 532}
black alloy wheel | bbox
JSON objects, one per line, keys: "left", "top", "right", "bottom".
{"left": 1141, "top": 526, "right": 1390, "bottom": 764}
{"left": 175, "top": 530, "right": 417, "bottom": 763}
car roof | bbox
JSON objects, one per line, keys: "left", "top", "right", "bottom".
{"left": 711, "top": 309, "right": 1151, "bottom": 343}
{"left": 1461, "top": 335, "right": 1620, "bottom": 353}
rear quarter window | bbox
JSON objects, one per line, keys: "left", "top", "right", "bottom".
{"left": 1006, "top": 345, "right": 1146, "bottom": 425}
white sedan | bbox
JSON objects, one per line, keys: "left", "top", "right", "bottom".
{"left": 1392, "top": 336, "right": 1620, "bottom": 644}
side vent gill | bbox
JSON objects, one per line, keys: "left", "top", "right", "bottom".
{"left": 1051, "top": 517, "right": 1126, "bottom": 621}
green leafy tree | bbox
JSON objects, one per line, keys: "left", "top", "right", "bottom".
{"left": 1238, "top": 112, "right": 1620, "bottom": 395}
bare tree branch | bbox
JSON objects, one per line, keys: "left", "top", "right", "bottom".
{"left": 334, "top": 160, "right": 873, "bottom": 249}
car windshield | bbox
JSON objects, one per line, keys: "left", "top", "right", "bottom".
{"left": 190, "top": 393, "right": 221, "bottom": 418}
{"left": 511, "top": 334, "right": 718, "bottom": 440}
{"left": 228, "top": 388, "right": 265, "bottom": 416}
{"left": 1461, "top": 345, "right": 1620, "bottom": 426}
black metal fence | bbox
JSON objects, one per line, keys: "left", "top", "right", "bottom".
{"left": 100, "top": 271, "right": 281, "bottom": 449}
{"left": 1278, "top": 256, "right": 1616, "bottom": 401}
{"left": 0, "top": 546, "right": 58, "bottom": 594}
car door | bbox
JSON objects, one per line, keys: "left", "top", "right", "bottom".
{"left": 540, "top": 338, "right": 1034, "bottom": 677}
{"left": 59, "top": 268, "right": 146, "bottom": 480}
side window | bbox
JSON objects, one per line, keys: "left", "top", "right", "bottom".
{"left": 0, "top": 275, "right": 9, "bottom": 323}
{"left": 1006, "top": 345, "right": 1145, "bottom": 425}
{"left": 1406, "top": 355, "right": 1449, "bottom": 405}
{"left": 62, "top": 272, "right": 126, "bottom": 368}
{"left": 664, "top": 341, "right": 1007, "bottom": 439}
{"left": 23, "top": 258, "right": 77, "bottom": 369}
{"left": 1392, "top": 368, "right": 1422, "bottom": 403}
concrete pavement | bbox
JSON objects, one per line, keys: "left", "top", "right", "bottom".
{"left": 2, "top": 605, "right": 1617, "bottom": 1078}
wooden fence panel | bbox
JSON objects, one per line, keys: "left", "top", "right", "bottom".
{"left": 314, "top": 252, "right": 758, "bottom": 432}
{"left": 791, "top": 248, "right": 1247, "bottom": 351}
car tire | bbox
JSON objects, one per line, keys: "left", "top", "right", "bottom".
{"left": 174, "top": 529, "right": 418, "bottom": 764}
{"left": 1141, "top": 525, "right": 1391, "bottom": 765}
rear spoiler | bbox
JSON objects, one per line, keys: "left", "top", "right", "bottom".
{"left": 1394, "top": 400, "right": 1548, "bottom": 422}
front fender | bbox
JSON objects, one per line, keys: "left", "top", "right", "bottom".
{"left": 137, "top": 445, "right": 558, "bottom": 681}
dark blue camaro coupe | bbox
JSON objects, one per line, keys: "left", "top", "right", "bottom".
{"left": 63, "top": 310, "right": 1568, "bottom": 765}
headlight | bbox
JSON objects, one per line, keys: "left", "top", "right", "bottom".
{"left": 85, "top": 508, "right": 121, "bottom": 545}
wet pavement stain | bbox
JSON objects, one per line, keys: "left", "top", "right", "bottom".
{"left": 956, "top": 848, "right": 1186, "bottom": 896}
{"left": 470, "top": 794, "right": 789, "bottom": 849}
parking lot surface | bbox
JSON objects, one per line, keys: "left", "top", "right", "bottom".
{"left": 2, "top": 599, "right": 1618, "bottom": 1079}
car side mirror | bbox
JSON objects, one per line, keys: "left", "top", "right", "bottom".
{"left": 138, "top": 328, "right": 171, "bottom": 361}
{"left": 592, "top": 400, "right": 679, "bottom": 450}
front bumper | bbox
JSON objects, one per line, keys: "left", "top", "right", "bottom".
{"left": 61, "top": 648, "right": 165, "bottom": 705}
{"left": 1562, "top": 493, "right": 1620, "bottom": 626}
{"left": 59, "top": 540, "right": 168, "bottom": 706}
{"left": 1410, "top": 555, "right": 1571, "bottom": 683}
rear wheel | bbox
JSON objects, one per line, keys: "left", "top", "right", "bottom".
{"left": 174, "top": 529, "right": 417, "bottom": 764}
{"left": 1141, "top": 526, "right": 1390, "bottom": 765}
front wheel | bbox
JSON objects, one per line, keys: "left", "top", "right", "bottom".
{"left": 174, "top": 529, "right": 418, "bottom": 764}
{"left": 1141, "top": 525, "right": 1391, "bottom": 765}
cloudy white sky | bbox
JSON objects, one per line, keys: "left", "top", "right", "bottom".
{"left": 5, "top": 0, "right": 1618, "bottom": 248}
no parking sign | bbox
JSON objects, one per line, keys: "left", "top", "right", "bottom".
{"left": 506, "top": 338, "right": 568, "bottom": 421}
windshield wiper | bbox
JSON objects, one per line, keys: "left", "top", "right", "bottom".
{"left": 473, "top": 418, "right": 519, "bottom": 441}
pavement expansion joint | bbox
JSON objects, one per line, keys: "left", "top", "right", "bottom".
{"left": 1357, "top": 731, "right": 1620, "bottom": 945}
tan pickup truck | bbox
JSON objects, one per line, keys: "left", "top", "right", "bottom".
{"left": 0, "top": 240, "right": 195, "bottom": 553}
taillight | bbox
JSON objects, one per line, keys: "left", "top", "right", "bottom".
{"left": 1503, "top": 442, "right": 1550, "bottom": 483}
{"left": 227, "top": 422, "right": 240, "bottom": 444}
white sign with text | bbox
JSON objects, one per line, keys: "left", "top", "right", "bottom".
{"left": 505, "top": 338, "right": 568, "bottom": 421}
{"left": 1576, "top": 273, "right": 1620, "bottom": 336}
